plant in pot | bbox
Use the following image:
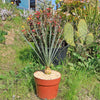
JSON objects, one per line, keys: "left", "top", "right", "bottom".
{"left": 21, "top": 8, "right": 68, "bottom": 99}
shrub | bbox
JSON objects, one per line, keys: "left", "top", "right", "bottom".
{"left": 0, "top": 30, "right": 8, "bottom": 43}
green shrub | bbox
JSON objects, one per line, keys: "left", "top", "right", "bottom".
{"left": 4, "top": 24, "right": 12, "bottom": 31}
{"left": 0, "top": 30, "right": 8, "bottom": 43}
{"left": 91, "top": 83, "right": 100, "bottom": 100}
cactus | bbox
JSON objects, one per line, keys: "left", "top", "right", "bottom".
{"left": 86, "top": 33, "right": 94, "bottom": 45}
{"left": 77, "top": 19, "right": 88, "bottom": 45}
{"left": 64, "top": 22, "right": 75, "bottom": 46}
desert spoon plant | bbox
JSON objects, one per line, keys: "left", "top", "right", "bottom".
{"left": 21, "top": 8, "right": 67, "bottom": 99}
{"left": 21, "top": 8, "right": 67, "bottom": 74}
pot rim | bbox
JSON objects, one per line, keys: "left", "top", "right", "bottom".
{"left": 33, "top": 70, "right": 61, "bottom": 81}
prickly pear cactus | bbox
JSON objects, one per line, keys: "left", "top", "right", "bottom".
{"left": 64, "top": 23, "right": 75, "bottom": 46}
{"left": 86, "top": 33, "right": 94, "bottom": 45}
{"left": 78, "top": 19, "right": 88, "bottom": 45}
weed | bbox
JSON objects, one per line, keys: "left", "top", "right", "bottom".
{"left": 19, "top": 47, "right": 38, "bottom": 63}
{"left": 57, "top": 66, "right": 98, "bottom": 100}
{"left": 0, "top": 30, "right": 7, "bottom": 43}
{"left": 0, "top": 61, "right": 43, "bottom": 100}
{"left": 3, "top": 24, "right": 12, "bottom": 31}
{"left": 91, "top": 83, "right": 100, "bottom": 100}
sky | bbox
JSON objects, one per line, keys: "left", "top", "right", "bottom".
{"left": 52, "top": 0, "right": 56, "bottom": 9}
{"left": 52, "top": 0, "right": 56, "bottom": 5}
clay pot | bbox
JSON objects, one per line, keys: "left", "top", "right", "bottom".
{"left": 34, "top": 71, "right": 61, "bottom": 99}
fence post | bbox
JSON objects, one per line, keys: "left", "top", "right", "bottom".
{"left": 28, "top": 0, "right": 30, "bottom": 10}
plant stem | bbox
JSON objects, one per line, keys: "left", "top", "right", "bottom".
{"left": 44, "top": 66, "right": 51, "bottom": 74}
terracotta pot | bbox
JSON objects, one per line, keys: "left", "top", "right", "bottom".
{"left": 34, "top": 71, "right": 61, "bottom": 99}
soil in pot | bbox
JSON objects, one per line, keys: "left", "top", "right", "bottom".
{"left": 34, "top": 70, "right": 61, "bottom": 99}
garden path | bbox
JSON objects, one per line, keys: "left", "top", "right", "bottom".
{"left": 4, "top": 30, "right": 15, "bottom": 45}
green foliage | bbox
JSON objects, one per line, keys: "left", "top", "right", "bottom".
{"left": 72, "top": 52, "right": 98, "bottom": 70}
{"left": 56, "top": 63, "right": 99, "bottom": 100}
{"left": 19, "top": 47, "right": 38, "bottom": 63}
{"left": 84, "top": 1, "right": 99, "bottom": 34}
{"left": 58, "top": 0, "right": 100, "bottom": 35}
{"left": 0, "top": 51, "right": 99, "bottom": 100}
{"left": 55, "top": 0, "right": 60, "bottom": 4}
{"left": 91, "top": 83, "right": 100, "bottom": 100}
{"left": 0, "top": 30, "right": 7, "bottom": 35}
{"left": 0, "top": 30, "right": 7, "bottom": 43}
{"left": 86, "top": 33, "right": 94, "bottom": 45}
{"left": 37, "top": 0, "right": 53, "bottom": 10}
{"left": 77, "top": 19, "right": 88, "bottom": 45}
{"left": 60, "top": 1, "right": 85, "bottom": 12}
{"left": 13, "top": 16, "right": 23, "bottom": 26}
{"left": 4, "top": 24, "right": 12, "bottom": 31}
{"left": 64, "top": 22, "right": 75, "bottom": 46}
{"left": 0, "top": 75, "right": 7, "bottom": 80}
{"left": 0, "top": 62, "right": 44, "bottom": 99}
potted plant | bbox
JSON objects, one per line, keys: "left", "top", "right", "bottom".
{"left": 21, "top": 8, "right": 68, "bottom": 99}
